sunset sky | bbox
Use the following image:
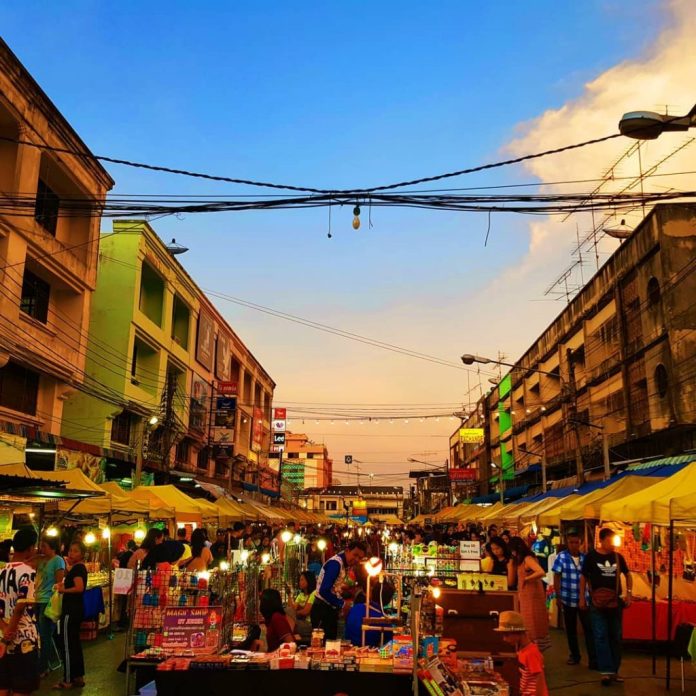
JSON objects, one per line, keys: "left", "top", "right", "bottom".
{"left": 4, "top": 0, "right": 695, "bottom": 488}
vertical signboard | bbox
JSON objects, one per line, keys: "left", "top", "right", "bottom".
{"left": 251, "top": 407, "right": 264, "bottom": 452}
{"left": 215, "top": 333, "right": 231, "bottom": 381}
{"left": 196, "top": 310, "right": 214, "bottom": 370}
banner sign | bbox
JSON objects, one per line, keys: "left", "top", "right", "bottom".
{"left": 273, "top": 408, "right": 286, "bottom": 420}
{"left": 195, "top": 311, "right": 214, "bottom": 370}
{"left": 459, "top": 428, "right": 484, "bottom": 444}
{"left": 56, "top": 449, "right": 105, "bottom": 483}
{"left": 251, "top": 407, "right": 264, "bottom": 452}
{"left": 217, "top": 381, "right": 237, "bottom": 396}
{"left": 162, "top": 606, "right": 221, "bottom": 654}
{"left": 215, "top": 334, "right": 231, "bottom": 381}
{"left": 459, "top": 540, "right": 481, "bottom": 560}
{"left": 449, "top": 468, "right": 478, "bottom": 482}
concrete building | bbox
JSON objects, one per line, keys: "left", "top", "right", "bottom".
{"left": 0, "top": 40, "right": 114, "bottom": 467}
{"left": 300, "top": 484, "right": 404, "bottom": 522}
{"left": 269, "top": 432, "right": 332, "bottom": 490}
{"left": 61, "top": 220, "right": 277, "bottom": 497}
{"left": 474, "top": 203, "right": 696, "bottom": 499}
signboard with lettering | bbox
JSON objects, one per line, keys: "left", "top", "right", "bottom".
{"left": 449, "top": 468, "right": 478, "bottom": 482}
{"left": 459, "top": 428, "right": 485, "bottom": 444}
{"left": 273, "top": 407, "right": 287, "bottom": 420}
{"left": 162, "top": 606, "right": 221, "bottom": 654}
{"left": 459, "top": 540, "right": 481, "bottom": 560}
{"left": 272, "top": 419, "right": 286, "bottom": 432}
{"left": 215, "top": 334, "right": 231, "bottom": 381}
{"left": 217, "top": 381, "right": 237, "bottom": 396}
{"left": 273, "top": 432, "right": 286, "bottom": 445}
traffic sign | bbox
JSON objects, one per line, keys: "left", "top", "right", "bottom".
{"left": 345, "top": 455, "right": 353, "bottom": 465}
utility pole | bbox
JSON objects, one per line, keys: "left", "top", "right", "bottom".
{"left": 566, "top": 348, "right": 585, "bottom": 485}
{"left": 602, "top": 428, "right": 611, "bottom": 481}
{"left": 160, "top": 370, "right": 178, "bottom": 483}
{"left": 541, "top": 451, "right": 548, "bottom": 492}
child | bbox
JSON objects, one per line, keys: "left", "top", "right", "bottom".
{"left": 494, "top": 610, "right": 548, "bottom": 696}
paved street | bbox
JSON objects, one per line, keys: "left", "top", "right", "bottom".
{"left": 36, "top": 629, "right": 693, "bottom": 696}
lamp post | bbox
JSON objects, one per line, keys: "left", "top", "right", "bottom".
{"left": 490, "top": 462, "right": 504, "bottom": 504}
{"left": 619, "top": 105, "right": 696, "bottom": 140}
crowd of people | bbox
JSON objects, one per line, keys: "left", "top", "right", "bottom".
{"left": 0, "top": 516, "right": 633, "bottom": 693}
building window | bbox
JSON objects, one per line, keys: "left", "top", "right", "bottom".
{"left": 176, "top": 439, "right": 190, "bottom": 465}
{"left": 287, "top": 452, "right": 299, "bottom": 459}
{"left": 138, "top": 261, "right": 165, "bottom": 326}
{"left": 647, "top": 277, "right": 661, "bottom": 307}
{"left": 110, "top": 411, "right": 132, "bottom": 446}
{"left": 197, "top": 446, "right": 210, "bottom": 470}
{"left": 0, "top": 361, "right": 39, "bottom": 415}
{"left": 325, "top": 501, "right": 337, "bottom": 511}
{"left": 307, "top": 453, "right": 314, "bottom": 459}
{"left": 20, "top": 269, "right": 50, "bottom": 323}
{"left": 654, "top": 364, "right": 669, "bottom": 398}
{"left": 34, "top": 179, "right": 60, "bottom": 236}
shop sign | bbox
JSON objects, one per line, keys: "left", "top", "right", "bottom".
{"left": 213, "top": 444, "right": 233, "bottom": 459}
{"left": 273, "top": 408, "right": 287, "bottom": 420}
{"left": 162, "top": 606, "right": 221, "bottom": 654}
{"left": 449, "top": 468, "right": 478, "bottom": 482}
{"left": 272, "top": 419, "right": 286, "bottom": 432}
{"left": 273, "top": 432, "right": 286, "bottom": 445}
{"left": 271, "top": 444, "right": 284, "bottom": 453}
{"left": 459, "top": 428, "right": 484, "bottom": 444}
{"left": 459, "top": 540, "right": 481, "bottom": 560}
{"left": 217, "top": 381, "right": 238, "bottom": 396}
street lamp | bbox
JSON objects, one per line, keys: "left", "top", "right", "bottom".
{"left": 490, "top": 462, "right": 504, "bottom": 505}
{"left": 619, "top": 104, "right": 696, "bottom": 140}
{"left": 461, "top": 354, "right": 561, "bottom": 380}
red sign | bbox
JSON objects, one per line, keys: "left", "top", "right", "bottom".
{"left": 217, "top": 381, "right": 238, "bottom": 396}
{"left": 273, "top": 407, "right": 286, "bottom": 420}
{"left": 162, "top": 606, "right": 221, "bottom": 654}
{"left": 449, "top": 468, "right": 478, "bottom": 482}
{"left": 251, "top": 407, "right": 264, "bottom": 452}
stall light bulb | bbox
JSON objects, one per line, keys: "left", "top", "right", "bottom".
{"left": 46, "top": 527, "right": 59, "bottom": 538}
{"left": 427, "top": 566, "right": 435, "bottom": 577}
{"left": 84, "top": 532, "right": 96, "bottom": 545}
{"left": 388, "top": 542, "right": 399, "bottom": 554}
{"left": 240, "top": 550, "right": 250, "bottom": 563}
{"left": 102, "top": 528, "right": 111, "bottom": 540}
{"left": 431, "top": 586, "right": 441, "bottom": 599}
{"left": 612, "top": 534, "right": 622, "bottom": 548}
{"left": 317, "top": 539, "right": 327, "bottom": 551}
{"left": 280, "top": 529, "right": 293, "bottom": 544}
{"left": 293, "top": 534, "right": 302, "bottom": 544}
{"left": 134, "top": 529, "right": 146, "bottom": 542}
{"left": 365, "top": 557, "right": 383, "bottom": 577}
{"left": 219, "top": 561, "right": 230, "bottom": 571}
{"left": 199, "top": 571, "right": 210, "bottom": 582}
{"left": 261, "top": 553, "right": 271, "bottom": 565}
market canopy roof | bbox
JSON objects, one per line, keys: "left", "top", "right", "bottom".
{"left": 600, "top": 462, "right": 696, "bottom": 524}
{"left": 539, "top": 475, "right": 664, "bottom": 526}
{"left": 130, "top": 485, "right": 216, "bottom": 523}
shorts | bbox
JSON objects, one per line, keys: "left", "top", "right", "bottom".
{"left": 0, "top": 647, "right": 41, "bottom": 693}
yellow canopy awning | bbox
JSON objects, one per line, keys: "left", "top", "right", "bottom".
{"left": 539, "top": 476, "right": 664, "bottom": 526}
{"left": 517, "top": 496, "right": 580, "bottom": 527}
{"left": 600, "top": 463, "right": 696, "bottom": 524}
{"left": 130, "top": 485, "right": 216, "bottom": 524}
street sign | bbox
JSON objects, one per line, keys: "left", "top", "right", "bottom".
{"left": 273, "top": 432, "right": 286, "bottom": 445}
{"left": 217, "top": 381, "right": 238, "bottom": 396}
{"left": 273, "top": 407, "right": 287, "bottom": 420}
{"left": 344, "top": 455, "right": 353, "bottom": 465}
{"left": 271, "top": 444, "right": 285, "bottom": 453}
{"left": 459, "top": 428, "right": 484, "bottom": 444}
{"left": 272, "top": 419, "right": 286, "bottom": 432}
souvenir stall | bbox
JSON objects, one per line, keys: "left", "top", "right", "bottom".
{"left": 147, "top": 558, "right": 514, "bottom": 696}
{"left": 600, "top": 462, "right": 696, "bottom": 688}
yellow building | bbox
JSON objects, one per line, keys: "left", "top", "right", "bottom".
{"left": 0, "top": 39, "right": 113, "bottom": 467}
{"left": 62, "top": 220, "right": 277, "bottom": 496}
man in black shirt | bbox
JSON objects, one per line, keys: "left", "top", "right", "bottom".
{"left": 579, "top": 528, "right": 632, "bottom": 687}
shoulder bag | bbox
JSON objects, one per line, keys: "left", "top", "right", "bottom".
{"left": 591, "top": 552, "right": 623, "bottom": 610}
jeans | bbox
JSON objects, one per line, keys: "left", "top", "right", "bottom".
{"left": 37, "top": 602, "right": 58, "bottom": 674}
{"left": 590, "top": 606, "right": 623, "bottom": 676}
{"left": 562, "top": 604, "right": 597, "bottom": 667}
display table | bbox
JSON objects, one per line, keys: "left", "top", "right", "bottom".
{"left": 155, "top": 668, "right": 413, "bottom": 696}
{"left": 623, "top": 599, "right": 696, "bottom": 641}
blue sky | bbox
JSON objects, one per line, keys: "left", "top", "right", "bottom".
{"left": 1, "top": 1, "right": 670, "bottom": 481}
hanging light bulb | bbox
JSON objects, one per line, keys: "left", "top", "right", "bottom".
{"left": 84, "top": 532, "right": 97, "bottom": 546}
{"left": 352, "top": 205, "right": 361, "bottom": 230}
{"left": 46, "top": 526, "right": 59, "bottom": 538}
{"left": 102, "top": 527, "right": 111, "bottom": 540}
{"left": 219, "top": 560, "right": 230, "bottom": 571}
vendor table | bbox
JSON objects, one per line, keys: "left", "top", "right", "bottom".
{"left": 155, "top": 668, "right": 413, "bottom": 696}
{"left": 623, "top": 599, "right": 696, "bottom": 641}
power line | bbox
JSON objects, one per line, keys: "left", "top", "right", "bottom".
{"left": 0, "top": 131, "right": 625, "bottom": 195}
